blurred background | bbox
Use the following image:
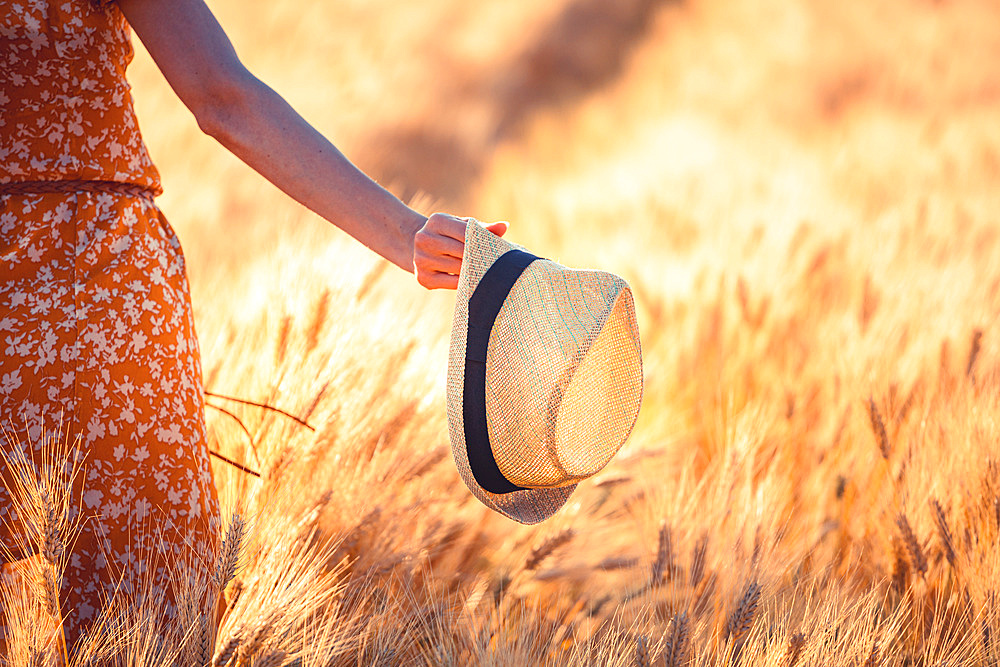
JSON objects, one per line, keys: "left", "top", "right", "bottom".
{"left": 129, "top": 0, "right": 1000, "bottom": 341}
{"left": 129, "top": 0, "right": 1000, "bottom": 471}
{"left": 119, "top": 0, "right": 1000, "bottom": 661}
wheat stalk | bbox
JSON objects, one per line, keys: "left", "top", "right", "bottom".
{"left": 929, "top": 498, "right": 957, "bottom": 568}
{"left": 860, "top": 274, "right": 878, "bottom": 331}
{"left": 299, "top": 381, "right": 330, "bottom": 424}
{"left": 305, "top": 288, "right": 331, "bottom": 352}
{"left": 404, "top": 447, "right": 448, "bottom": 482}
{"left": 38, "top": 482, "right": 63, "bottom": 567}
{"left": 726, "top": 581, "right": 762, "bottom": 647}
{"left": 967, "top": 328, "right": 983, "bottom": 380}
{"left": 652, "top": 520, "right": 675, "bottom": 585}
{"left": 863, "top": 641, "right": 879, "bottom": 667}
{"left": 275, "top": 314, "right": 292, "bottom": 364}
{"left": 940, "top": 339, "right": 952, "bottom": 383}
{"left": 237, "top": 618, "right": 271, "bottom": 664}
{"left": 894, "top": 382, "right": 919, "bottom": 427}
{"left": 784, "top": 632, "right": 806, "bottom": 667}
{"left": 212, "top": 629, "right": 242, "bottom": 667}
{"left": 254, "top": 649, "right": 289, "bottom": 667}
{"left": 694, "top": 573, "right": 718, "bottom": 617}
{"left": 634, "top": 635, "right": 651, "bottom": 667}
{"left": 37, "top": 566, "right": 59, "bottom": 618}
{"left": 890, "top": 537, "right": 910, "bottom": 593}
{"left": 690, "top": 534, "right": 709, "bottom": 588}
{"left": 867, "top": 397, "right": 891, "bottom": 459}
{"left": 595, "top": 556, "right": 639, "bottom": 571}
{"left": 663, "top": 612, "right": 690, "bottom": 667}
{"left": 195, "top": 614, "right": 213, "bottom": 667}
{"left": 179, "top": 604, "right": 212, "bottom": 667}
{"left": 525, "top": 528, "right": 575, "bottom": 571}
{"left": 294, "top": 491, "right": 332, "bottom": 541}
{"left": 983, "top": 613, "right": 994, "bottom": 665}
{"left": 28, "top": 646, "right": 49, "bottom": 667}
{"left": 0, "top": 431, "right": 86, "bottom": 667}
{"left": 215, "top": 512, "right": 247, "bottom": 592}
{"left": 896, "top": 514, "right": 927, "bottom": 577}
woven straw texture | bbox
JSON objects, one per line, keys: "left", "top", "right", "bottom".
{"left": 448, "top": 221, "right": 643, "bottom": 524}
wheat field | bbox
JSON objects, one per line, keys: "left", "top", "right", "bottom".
{"left": 4, "top": 0, "right": 1000, "bottom": 664}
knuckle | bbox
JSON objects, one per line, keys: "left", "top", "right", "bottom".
{"left": 414, "top": 247, "right": 434, "bottom": 265}
{"left": 417, "top": 236, "right": 436, "bottom": 253}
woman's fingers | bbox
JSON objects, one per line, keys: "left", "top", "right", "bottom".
{"left": 415, "top": 227, "right": 464, "bottom": 259}
{"left": 485, "top": 221, "right": 509, "bottom": 237}
{"left": 416, "top": 270, "right": 460, "bottom": 290}
{"left": 414, "top": 244, "right": 462, "bottom": 275}
{"left": 413, "top": 229, "right": 462, "bottom": 289}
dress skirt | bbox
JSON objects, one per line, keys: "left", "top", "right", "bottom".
{"left": 0, "top": 189, "right": 219, "bottom": 641}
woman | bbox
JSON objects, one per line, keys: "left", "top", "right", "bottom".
{"left": 0, "top": 0, "right": 507, "bottom": 648}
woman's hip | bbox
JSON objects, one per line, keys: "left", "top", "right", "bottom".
{"left": 0, "top": 185, "right": 216, "bottom": 542}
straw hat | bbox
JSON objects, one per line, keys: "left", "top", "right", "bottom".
{"left": 447, "top": 221, "right": 643, "bottom": 524}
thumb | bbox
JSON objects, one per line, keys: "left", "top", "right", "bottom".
{"left": 485, "top": 221, "right": 509, "bottom": 237}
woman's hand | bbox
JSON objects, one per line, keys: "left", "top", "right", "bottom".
{"left": 413, "top": 214, "right": 508, "bottom": 290}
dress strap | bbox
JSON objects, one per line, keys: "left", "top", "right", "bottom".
{"left": 0, "top": 179, "right": 158, "bottom": 201}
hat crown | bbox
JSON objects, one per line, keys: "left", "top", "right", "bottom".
{"left": 485, "top": 260, "right": 641, "bottom": 488}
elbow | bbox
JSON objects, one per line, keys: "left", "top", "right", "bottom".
{"left": 194, "top": 104, "right": 229, "bottom": 142}
{"left": 189, "top": 67, "right": 260, "bottom": 144}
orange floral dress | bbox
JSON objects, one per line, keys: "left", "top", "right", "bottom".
{"left": 0, "top": 0, "right": 219, "bottom": 646}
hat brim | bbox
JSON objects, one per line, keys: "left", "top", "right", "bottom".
{"left": 447, "top": 222, "right": 577, "bottom": 524}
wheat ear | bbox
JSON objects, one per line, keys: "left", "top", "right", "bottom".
{"left": 38, "top": 482, "right": 64, "bottom": 566}
{"left": 784, "top": 633, "right": 806, "bottom": 667}
{"left": 867, "top": 397, "right": 891, "bottom": 459}
{"left": 690, "top": 534, "right": 709, "bottom": 588}
{"left": 195, "top": 614, "right": 213, "bottom": 667}
{"left": 896, "top": 514, "right": 927, "bottom": 577}
{"left": 212, "top": 630, "right": 241, "bottom": 667}
{"left": 525, "top": 528, "right": 575, "bottom": 571}
{"left": 214, "top": 512, "right": 247, "bottom": 591}
{"left": 652, "top": 520, "right": 675, "bottom": 586}
{"left": 890, "top": 537, "right": 910, "bottom": 593}
{"left": 37, "top": 566, "right": 59, "bottom": 618}
{"left": 254, "top": 649, "right": 288, "bottom": 667}
{"left": 726, "top": 581, "right": 762, "bottom": 646}
{"left": 236, "top": 617, "right": 271, "bottom": 664}
{"left": 967, "top": 328, "right": 983, "bottom": 380}
{"left": 634, "top": 635, "right": 652, "bottom": 667}
{"left": 663, "top": 612, "right": 690, "bottom": 667}
{"left": 929, "top": 498, "right": 957, "bottom": 568}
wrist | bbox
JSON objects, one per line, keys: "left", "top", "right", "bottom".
{"left": 398, "top": 209, "right": 427, "bottom": 273}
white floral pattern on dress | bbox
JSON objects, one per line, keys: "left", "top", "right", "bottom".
{"left": 0, "top": 0, "right": 160, "bottom": 190}
{"left": 0, "top": 0, "right": 219, "bottom": 647}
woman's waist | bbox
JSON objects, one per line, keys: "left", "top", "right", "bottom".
{"left": 0, "top": 178, "right": 160, "bottom": 201}
{"left": 0, "top": 124, "right": 162, "bottom": 195}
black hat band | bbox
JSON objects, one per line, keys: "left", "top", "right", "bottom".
{"left": 464, "top": 249, "right": 539, "bottom": 494}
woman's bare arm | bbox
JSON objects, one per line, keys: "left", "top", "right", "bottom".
{"left": 116, "top": 0, "right": 503, "bottom": 288}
